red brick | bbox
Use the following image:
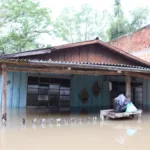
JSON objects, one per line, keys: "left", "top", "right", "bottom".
{"left": 109, "top": 25, "right": 150, "bottom": 53}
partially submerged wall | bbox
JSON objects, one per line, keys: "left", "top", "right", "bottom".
{"left": 71, "top": 75, "right": 110, "bottom": 113}
{"left": 1, "top": 72, "right": 150, "bottom": 112}
{"left": 0, "top": 72, "right": 27, "bottom": 108}
{"left": 143, "top": 79, "right": 150, "bottom": 110}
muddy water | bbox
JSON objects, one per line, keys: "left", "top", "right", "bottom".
{"left": 0, "top": 109, "right": 150, "bottom": 150}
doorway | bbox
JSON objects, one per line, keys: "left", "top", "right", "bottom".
{"left": 110, "top": 81, "right": 143, "bottom": 109}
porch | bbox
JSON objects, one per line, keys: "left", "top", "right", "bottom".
{"left": 1, "top": 59, "right": 150, "bottom": 119}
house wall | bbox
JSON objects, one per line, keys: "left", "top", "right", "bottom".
{"left": 143, "top": 79, "right": 150, "bottom": 110}
{"left": 0, "top": 71, "right": 27, "bottom": 108}
{"left": 22, "top": 44, "right": 143, "bottom": 66}
{"left": 109, "top": 25, "right": 150, "bottom": 53}
{"left": 1, "top": 71, "right": 150, "bottom": 112}
{"left": 71, "top": 75, "right": 110, "bottom": 113}
{"left": 0, "top": 73, "right": 110, "bottom": 111}
{"left": 131, "top": 48, "right": 150, "bottom": 63}
{"left": 70, "top": 76, "right": 150, "bottom": 112}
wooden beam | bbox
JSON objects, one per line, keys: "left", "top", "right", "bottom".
{"left": 1, "top": 64, "right": 7, "bottom": 121}
{"left": 8, "top": 66, "right": 150, "bottom": 79}
{"left": 125, "top": 76, "right": 131, "bottom": 100}
{"left": 1, "top": 59, "right": 150, "bottom": 74}
{"left": 8, "top": 67, "right": 124, "bottom": 76}
{"left": 124, "top": 72, "right": 150, "bottom": 79}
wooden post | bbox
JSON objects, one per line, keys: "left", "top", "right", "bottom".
{"left": 125, "top": 76, "right": 131, "bottom": 100}
{"left": 1, "top": 64, "right": 7, "bottom": 121}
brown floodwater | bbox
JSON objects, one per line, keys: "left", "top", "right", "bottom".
{"left": 0, "top": 108, "right": 150, "bottom": 150}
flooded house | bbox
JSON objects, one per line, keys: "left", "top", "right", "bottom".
{"left": 1, "top": 39, "right": 150, "bottom": 119}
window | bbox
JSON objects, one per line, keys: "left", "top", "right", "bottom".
{"left": 27, "top": 76, "right": 71, "bottom": 111}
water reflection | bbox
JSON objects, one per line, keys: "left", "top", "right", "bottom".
{"left": 0, "top": 108, "right": 149, "bottom": 150}
{"left": 32, "top": 124, "right": 36, "bottom": 129}
{"left": 114, "top": 127, "right": 138, "bottom": 144}
{"left": 115, "top": 136, "right": 125, "bottom": 144}
{"left": 126, "top": 128, "right": 137, "bottom": 136}
{"left": 98, "top": 119, "right": 141, "bottom": 145}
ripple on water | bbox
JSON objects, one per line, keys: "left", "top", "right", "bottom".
{"left": 0, "top": 108, "right": 150, "bottom": 150}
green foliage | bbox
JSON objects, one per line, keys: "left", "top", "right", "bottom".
{"left": 107, "top": 18, "right": 130, "bottom": 40}
{"left": 114, "top": 0, "right": 123, "bottom": 17}
{"left": 0, "top": 0, "right": 149, "bottom": 53}
{"left": 54, "top": 4, "right": 108, "bottom": 43}
{"left": 54, "top": 1, "right": 149, "bottom": 42}
{"left": 107, "top": 0, "right": 149, "bottom": 40}
{"left": 0, "top": 0, "right": 52, "bottom": 53}
{"left": 129, "top": 7, "right": 149, "bottom": 31}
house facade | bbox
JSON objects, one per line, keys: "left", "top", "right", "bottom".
{"left": 1, "top": 39, "right": 150, "bottom": 118}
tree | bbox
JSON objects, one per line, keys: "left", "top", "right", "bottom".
{"left": 129, "top": 7, "right": 149, "bottom": 32}
{"left": 53, "top": 4, "right": 109, "bottom": 43}
{"left": 113, "top": 0, "right": 123, "bottom": 17}
{"left": 0, "top": 0, "right": 52, "bottom": 54}
{"left": 107, "top": 0, "right": 149, "bottom": 40}
{"left": 107, "top": 0, "right": 130, "bottom": 40}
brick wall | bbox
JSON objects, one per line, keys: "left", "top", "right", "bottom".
{"left": 131, "top": 48, "right": 150, "bottom": 62}
{"left": 109, "top": 25, "right": 150, "bottom": 53}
